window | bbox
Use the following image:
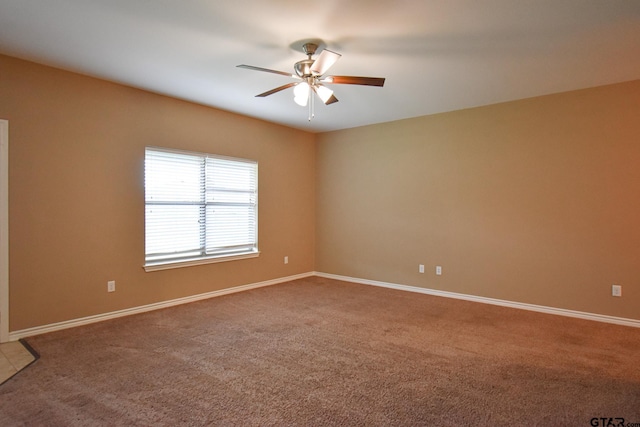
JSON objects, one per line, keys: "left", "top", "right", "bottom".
{"left": 144, "top": 147, "right": 258, "bottom": 271}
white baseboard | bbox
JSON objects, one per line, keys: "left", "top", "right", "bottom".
{"left": 314, "top": 272, "right": 640, "bottom": 329}
{"left": 8, "top": 272, "right": 315, "bottom": 341}
{"left": 10, "top": 270, "right": 639, "bottom": 341}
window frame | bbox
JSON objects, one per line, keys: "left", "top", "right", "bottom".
{"left": 143, "top": 146, "right": 259, "bottom": 272}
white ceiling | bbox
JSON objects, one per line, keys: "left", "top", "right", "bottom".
{"left": 1, "top": 0, "right": 639, "bottom": 133}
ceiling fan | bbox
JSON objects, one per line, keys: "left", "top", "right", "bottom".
{"left": 237, "top": 42, "right": 385, "bottom": 120}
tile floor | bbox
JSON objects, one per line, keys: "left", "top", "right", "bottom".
{"left": 0, "top": 341, "right": 36, "bottom": 384}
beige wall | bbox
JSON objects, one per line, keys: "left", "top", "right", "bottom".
{"left": 2, "top": 52, "right": 638, "bottom": 332}
{"left": 316, "top": 80, "right": 640, "bottom": 321}
{"left": 0, "top": 55, "right": 316, "bottom": 331}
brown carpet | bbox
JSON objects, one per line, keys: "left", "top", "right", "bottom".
{"left": 1, "top": 277, "right": 639, "bottom": 426}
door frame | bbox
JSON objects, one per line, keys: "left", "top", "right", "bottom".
{"left": 1, "top": 119, "right": 9, "bottom": 342}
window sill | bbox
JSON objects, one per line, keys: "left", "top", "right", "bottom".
{"left": 144, "top": 251, "right": 260, "bottom": 272}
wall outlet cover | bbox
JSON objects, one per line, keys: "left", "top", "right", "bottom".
{"left": 612, "top": 284, "right": 622, "bottom": 297}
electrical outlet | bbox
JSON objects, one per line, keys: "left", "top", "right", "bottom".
{"left": 419, "top": 264, "right": 424, "bottom": 273}
{"left": 612, "top": 284, "right": 622, "bottom": 297}
{"left": 436, "top": 266, "right": 442, "bottom": 275}
{"left": 107, "top": 280, "right": 115, "bottom": 293}
{"left": 284, "top": 256, "right": 288, "bottom": 264}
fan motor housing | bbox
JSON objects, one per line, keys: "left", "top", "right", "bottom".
{"left": 294, "top": 59, "right": 315, "bottom": 77}
{"left": 294, "top": 42, "right": 321, "bottom": 77}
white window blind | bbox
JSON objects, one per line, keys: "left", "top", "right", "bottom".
{"left": 145, "top": 147, "right": 258, "bottom": 268}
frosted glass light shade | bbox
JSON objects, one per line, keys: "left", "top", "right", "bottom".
{"left": 315, "top": 85, "right": 334, "bottom": 103}
{"left": 294, "top": 82, "right": 310, "bottom": 106}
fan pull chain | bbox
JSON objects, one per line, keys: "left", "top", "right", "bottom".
{"left": 311, "top": 89, "right": 315, "bottom": 120}
{"left": 308, "top": 88, "right": 314, "bottom": 121}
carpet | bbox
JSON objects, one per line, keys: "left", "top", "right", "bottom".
{"left": 0, "top": 276, "right": 639, "bottom": 426}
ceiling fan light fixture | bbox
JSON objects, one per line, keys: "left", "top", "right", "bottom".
{"left": 315, "top": 85, "right": 334, "bottom": 103}
{"left": 293, "top": 82, "right": 310, "bottom": 106}
{"left": 238, "top": 40, "right": 385, "bottom": 119}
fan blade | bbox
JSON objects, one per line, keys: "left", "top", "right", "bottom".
{"left": 324, "top": 76, "right": 385, "bottom": 87}
{"left": 256, "top": 82, "right": 297, "bottom": 97}
{"left": 325, "top": 94, "right": 339, "bottom": 105}
{"left": 310, "top": 49, "right": 341, "bottom": 75}
{"left": 237, "top": 64, "right": 295, "bottom": 78}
